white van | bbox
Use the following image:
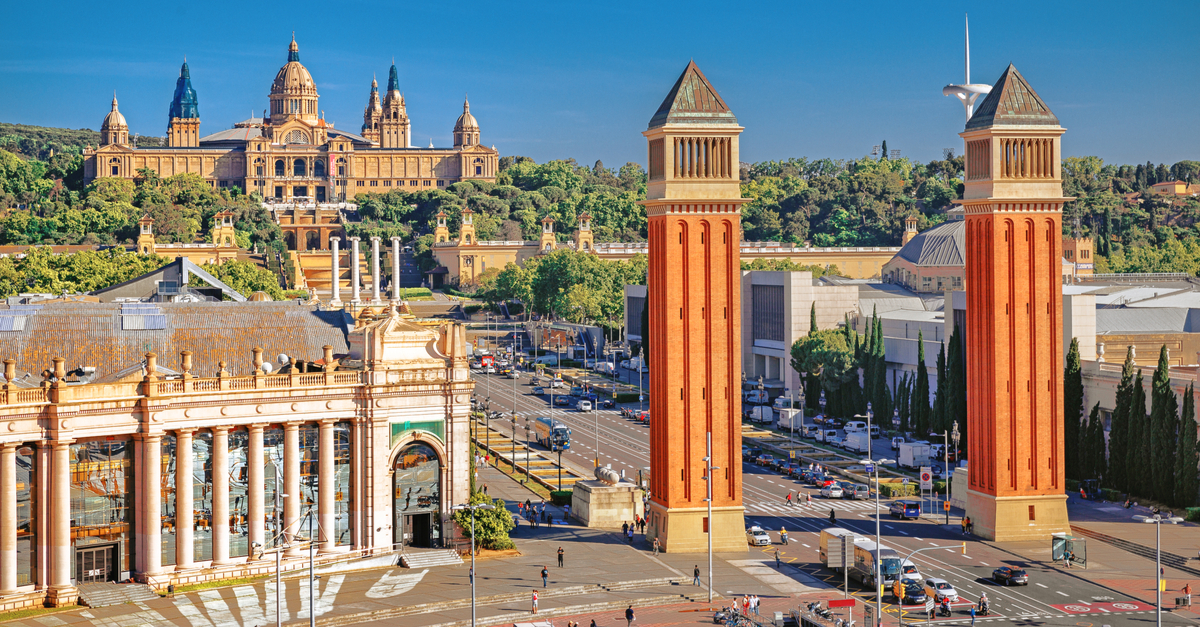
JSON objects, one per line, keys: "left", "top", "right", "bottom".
{"left": 817, "top": 429, "right": 838, "bottom": 443}
{"left": 576, "top": 400, "right": 593, "bottom": 412}
{"left": 844, "top": 421, "right": 867, "bottom": 434}
{"left": 533, "top": 355, "right": 558, "bottom": 366}
{"left": 744, "top": 390, "right": 769, "bottom": 405}
{"left": 773, "top": 396, "right": 796, "bottom": 410}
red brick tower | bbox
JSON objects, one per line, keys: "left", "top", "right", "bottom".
{"left": 961, "top": 65, "right": 1072, "bottom": 540}
{"left": 643, "top": 61, "right": 747, "bottom": 553}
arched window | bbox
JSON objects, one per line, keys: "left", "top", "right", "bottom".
{"left": 284, "top": 129, "right": 310, "bottom": 144}
{"left": 293, "top": 159, "right": 306, "bottom": 177}
{"left": 313, "top": 160, "right": 326, "bottom": 177}
{"left": 275, "top": 160, "right": 285, "bottom": 176}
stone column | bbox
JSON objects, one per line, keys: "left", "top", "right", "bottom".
{"left": 175, "top": 429, "right": 194, "bottom": 570}
{"left": 284, "top": 423, "right": 302, "bottom": 556}
{"left": 211, "top": 427, "right": 230, "bottom": 564}
{"left": 318, "top": 419, "right": 336, "bottom": 552}
{"left": 370, "top": 236, "right": 382, "bottom": 304}
{"left": 329, "top": 237, "right": 343, "bottom": 308}
{"left": 247, "top": 424, "right": 265, "bottom": 558}
{"left": 141, "top": 434, "right": 163, "bottom": 576}
{"left": 0, "top": 443, "right": 17, "bottom": 594}
{"left": 390, "top": 236, "right": 402, "bottom": 303}
{"left": 50, "top": 441, "right": 72, "bottom": 589}
{"left": 349, "top": 237, "right": 362, "bottom": 305}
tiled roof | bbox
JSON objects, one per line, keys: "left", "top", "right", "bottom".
{"left": 895, "top": 220, "right": 965, "bottom": 267}
{"left": 965, "top": 64, "right": 1059, "bottom": 131}
{"left": 648, "top": 60, "right": 738, "bottom": 128}
{"left": 0, "top": 301, "right": 350, "bottom": 382}
{"left": 200, "top": 126, "right": 264, "bottom": 143}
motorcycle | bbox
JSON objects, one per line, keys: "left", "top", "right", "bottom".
{"left": 938, "top": 604, "right": 952, "bottom": 617}
{"left": 977, "top": 602, "right": 990, "bottom": 616}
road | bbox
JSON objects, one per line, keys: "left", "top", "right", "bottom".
{"left": 471, "top": 368, "right": 1196, "bottom": 627}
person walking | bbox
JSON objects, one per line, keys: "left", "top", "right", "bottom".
{"left": 532, "top": 590, "right": 539, "bottom": 614}
{"left": 625, "top": 605, "right": 635, "bottom": 627}
{"left": 623, "top": 521, "right": 630, "bottom": 536}
{"left": 1182, "top": 583, "right": 1192, "bottom": 607}
{"left": 829, "top": 509, "right": 837, "bottom": 525}
{"left": 775, "top": 549, "right": 781, "bottom": 568}
{"left": 541, "top": 566, "right": 549, "bottom": 587}
{"left": 653, "top": 537, "right": 660, "bottom": 556}
{"left": 786, "top": 491, "right": 793, "bottom": 507}
{"left": 557, "top": 546, "right": 564, "bottom": 567}
{"left": 693, "top": 565, "right": 701, "bottom": 586}
{"left": 752, "top": 594, "right": 760, "bottom": 615}
{"left": 806, "top": 493, "right": 812, "bottom": 507}
{"left": 961, "top": 517, "right": 968, "bottom": 535}
{"left": 970, "top": 605, "right": 976, "bottom": 626}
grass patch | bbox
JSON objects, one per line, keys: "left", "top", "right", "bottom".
{"left": 168, "top": 575, "right": 269, "bottom": 596}
{"left": 0, "top": 605, "right": 78, "bottom": 622}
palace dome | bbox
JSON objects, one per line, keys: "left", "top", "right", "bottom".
{"left": 271, "top": 37, "right": 317, "bottom": 97}
{"left": 454, "top": 98, "right": 479, "bottom": 132}
{"left": 102, "top": 96, "right": 127, "bottom": 130}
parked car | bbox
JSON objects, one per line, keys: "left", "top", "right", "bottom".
{"left": 600, "top": 398, "right": 616, "bottom": 408}
{"left": 924, "top": 578, "right": 959, "bottom": 602}
{"left": 892, "top": 580, "right": 928, "bottom": 605}
{"left": 820, "top": 484, "right": 844, "bottom": 498}
{"left": 549, "top": 378, "right": 564, "bottom": 388}
{"left": 827, "top": 435, "right": 844, "bottom": 448}
{"left": 815, "top": 476, "right": 838, "bottom": 488}
{"left": 755, "top": 454, "right": 776, "bottom": 467}
{"left": 891, "top": 436, "right": 905, "bottom": 451}
{"left": 531, "top": 386, "right": 546, "bottom": 395}
{"left": 991, "top": 566, "right": 1029, "bottom": 586}
{"left": 841, "top": 483, "right": 869, "bottom": 500}
{"left": 889, "top": 500, "right": 922, "bottom": 519}
{"left": 746, "top": 526, "right": 771, "bottom": 547}
{"left": 576, "top": 400, "right": 593, "bottom": 412}
{"left": 570, "top": 386, "right": 586, "bottom": 397}
{"left": 823, "top": 417, "right": 843, "bottom": 428}
{"left": 554, "top": 396, "right": 571, "bottom": 406}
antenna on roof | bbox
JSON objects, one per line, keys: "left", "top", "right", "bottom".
{"left": 941, "top": 14, "right": 992, "bottom": 122}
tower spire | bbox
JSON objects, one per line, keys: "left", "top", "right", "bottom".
{"left": 942, "top": 13, "right": 991, "bottom": 123}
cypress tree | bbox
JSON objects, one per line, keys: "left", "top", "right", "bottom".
{"left": 1175, "top": 384, "right": 1199, "bottom": 507}
{"left": 1064, "top": 338, "right": 1084, "bottom": 480}
{"left": 810, "top": 302, "right": 817, "bottom": 336}
{"left": 1129, "top": 369, "right": 1149, "bottom": 498}
{"left": 1107, "top": 347, "right": 1136, "bottom": 493}
{"left": 1101, "top": 206, "right": 1113, "bottom": 257}
{"left": 1149, "top": 346, "right": 1178, "bottom": 503}
{"left": 946, "top": 327, "right": 967, "bottom": 459}
{"left": 897, "top": 373, "right": 912, "bottom": 433}
{"left": 1088, "top": 403, "right": 1108, "bottom": 483}
{"left": 914, "top": 330, "right": 931, "bottom": 436}
{"left": 932, "top": 342, "right": 947, "bottom": 436}
{"left": 873, "top": 317, "right": 892, "bottom": 428}
{"left": 881, "top": 140, "right": 889, "bottom": 161}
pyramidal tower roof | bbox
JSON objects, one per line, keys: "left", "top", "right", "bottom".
{"left": 648, "top": 60, "right": 738, "bottom": 129}
{"left": 965, "top": 64, "right": 1058, "bottom": 131}
{"left": 169, "top": 60, "right": 199, "bottom": 120}
{"left": 387, "top": 63, "right": 400, "bottom": 93}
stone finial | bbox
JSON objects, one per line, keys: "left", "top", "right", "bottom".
{"left": 180, "top": 350, "right": 193, "bottom": 377}
{"left": 3, "top": 359, "right": 14, "bottom": 386}
{"left": 322, "top": 345, "right": 336, "bottom": 372}
{"left": 1097, "top": 343, "right": 1105, "bottom": 363}
{"left": 288, "top": 356, "right": 297, "bottom": 373}
{"left": 252, "top": 347, "right": 264, "bottom": 374}
{"left": 53, "top": 357, "right": 66, "bottom": 381}
{"left": 217, "top": 360, "right": 229, "bottom": 377}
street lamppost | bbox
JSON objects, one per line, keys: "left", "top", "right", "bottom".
{"left": 702, "top": 432, "right": 719, "bottom": 604}
{"left": 946, "top": 421, "right": 960, "bottom": 526}
{"left": 273, "top": 481, "right": 289, "bottom": 627}
{"left": 453, "top": 502, "right": 494, "bottom": 627}
{"left": 819, "top": 389, "right": 827, "bottom": 422}
{"left": 1134, "top": 512, "right": 1183, "bottom": 627}
{"left": 860, "top": 453, "right": 894, "bottom": 627}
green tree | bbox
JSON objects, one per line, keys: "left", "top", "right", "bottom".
{"left": 1175, "top": 384, "right": 1199, "bottom": 507}
{"left": 810, "top": 302, "right": 817, "bottom": 335}
{"left": 1129, "top": 369, "right": 1149, "bottom": 497}
{"left": 791, "top": 329, "right": 856, "bottom": 417}
{"left": 1107, "top": 347, "right": 1136, "bottom": 492}
{"left": 913, "top": 330, "right": 931, "bottom": 435}
{"left": 880, "top": 140, "right": 888, "bottom": 161}
{"left": 201, "top": 259, "right": 284, "bottom": 300}
{"left": 1149, "top": 345, "right": 1178, "bottom": 503}
{"left": 452, "top": 492, "right": 515, "bottom": 550}
{"left": 896, "top": 373, "right": 912, "bottom": 433}
{"left": 1064, "top": 338, "right": 1084, "bottom": 480}
{"left": 946, "top": 327, "right": 967, "bottom": 458}
{"left": 931, "top": 341, "right": 947, "bottom": 436}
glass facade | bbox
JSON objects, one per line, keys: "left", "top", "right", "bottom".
{"left": 264, "top": 426, "right": 284, "bottom": 549}
{"left": 334, "top": 422, "right": 352, "bottom": 545}
{"left": 15, "top": 444, "right": 36, "bottom": 586}
{"left": 161, "top": 434, "right": 176, "bottom": 567}
{"left": 193, "top": 432, "right": 213, "bottom": 563}
{"left": 70, "top": 439, "right": 134, "bottom": 579}
{"left": 393, "top": 443, "right": 440, "bottom": 547}
{"left": 299, "top": 425, "right": 318, "bottom": 539}
{"left": 228, "top": 429, "right": 249, "bottom": 558}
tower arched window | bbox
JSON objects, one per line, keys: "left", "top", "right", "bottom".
{"left": 336, "top": 158, "right": 346, "bottom": 177}
{"left": 275, "top": 160, "right": 285, "bottom": 176}
{"left": 294, "top": 159, "right": 306, "bottom": 177}
{"left": 313, "top": 160, "right": 326, "bottom": 177}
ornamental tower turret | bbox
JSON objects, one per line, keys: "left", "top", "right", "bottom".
{"left": 362, "top": 77, "right": 382, "bottom": 144}
{"left": 101, "top": 94, "right": 130, "bottom": 147}
{"left": 960, "top": 64, "right": 1071, "bottom": 541}
{"left": 539, "top": 216, "right": 557, "bottom": 252}
{"left": 642, "top": 61, "right": 746, "bottom": 553}
{"left": 379, "top": 63, "right": 410, "bottom": 148}
{"left": 575, "top": 212, "right": 594, "bottom": 252}
{"left": 167, "top": 61, "right": 200, "bottom": 147}
{"left": 269, "top": 35, "right": 319, "bottom": 126}
{"left": 453, "top": 97, "right": 480, "bottom": 148}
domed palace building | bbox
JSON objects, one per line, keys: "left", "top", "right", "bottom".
{"left": 83, "top": 36, "right": 498, "bottom": 207}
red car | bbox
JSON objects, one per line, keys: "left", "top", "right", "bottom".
{"left": 817, "top": 476, "right": 838, "bottom": 488}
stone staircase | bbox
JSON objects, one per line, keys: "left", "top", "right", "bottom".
{"left": 400, "top": 548, "right": 464, "bottom": 569}
{"left": 294, "top": 250, "right": 371, "bottom": 300}
{"left": 76, "top": 582, "right": 160, "bottom": 608}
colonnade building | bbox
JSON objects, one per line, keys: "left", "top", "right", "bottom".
{"left": 0, "top": 301, "right": 471, "bottom": 610}
{"left": 83, "top": 35, "right": 498, "bottom": 201}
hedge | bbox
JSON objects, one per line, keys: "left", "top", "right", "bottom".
{"left": 932, "top": 480, "right": 947, "bottom": 495}
{"left": 1066, "top": 479, "right": 1079, "bottom": 492}
{"left": 550, "top": 490, "right": 573, "bottom": 506}
{"left": 1186, "top": 507, "right": 1200, "bottom": 522}
{"left": 879, "top": 483, "right": 918, "bottom": 498}
{"left": 1101, "top": 488, "right": 1122, "bottom": 502}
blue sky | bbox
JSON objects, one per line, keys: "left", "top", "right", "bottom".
{"left": 1, "top": 0, "right": 1196, "bottom": 168}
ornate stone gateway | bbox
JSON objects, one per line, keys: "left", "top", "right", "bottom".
{"left": 393, "top": 443, "right": 441, "bottom": 548}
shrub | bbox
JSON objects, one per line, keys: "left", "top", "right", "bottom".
{"left": 1066, "top": 479, "right": 1079, "bottom": 492}
{"left": 549, "top": 490, "right": 573, "bottom": 506}
{"left": 932, "top": 480, "right": 947, "bottom": 495}
{"left": 1101, "top": 488, "right": 1122, "bottom": 502}
{"left": 464, "top": 304, "right": 483, "bottom": 315}
{"left": 879, "top": 483, "right": 917, "bottom": 498}
{"left": 453, "top": 493, "right": 515, "bottom": 551}
{"left": 1185, "top": 507, "right": 1200, "bottom": 522}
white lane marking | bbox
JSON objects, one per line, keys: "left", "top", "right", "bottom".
{"left": 899, "top": 531, "right": 909, "bottom": 535}
{"left": 802, "top": 543, "right": 812, "bottom": 548}
{"left": 1035, "top": 583, "right": 1048, "bottom": 588}
{"left": 367, "top": 568, "right": 429, "bottom": 598}
{"left": 1078, "top": 601, "right": 1091, "bottom": 605}
{"left": 1056, "top": 591, "right": 1069, "bottom": 597}
{"left": 915, "top": 537, "right": 925, "bottom": 541}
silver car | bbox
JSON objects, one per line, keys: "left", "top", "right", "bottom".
{"left": 924, "top": 577, "right": 958, "bottom": 602}
{"left": 746, "top": 526, "right": 771, "bottom": 546}
{"left": 820, "top": 485, "right": 844, "bottom": 498}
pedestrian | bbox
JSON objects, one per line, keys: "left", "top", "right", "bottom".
{"left": 780, "top": 527, "right": 788, "bottom": 544}
{"left": 558, "top": 546, "right": 564, "bottom": 567}
{"left": 742, "top": 595, "right": 749, "bottom": 615}
{"left": 970, "top": 605, "right": 976, "bottom": 626}
{"left": 653, "top": 537, "right": 660, "bottom": 556}
{"left": 1182, "top": 583, "right": 1192, "bottom": 607}
{"left": 775, "top": 549, "right": 781, "bottom": 568}
{"left": 482, "top": 484, "right": 488, "bottom": 495}
{"left": 929, "top": 607, "right": 935, "bottom": 622}
{"left": 786, "top": 492, "right": 793, "bottom": 507}
{"left": 1064, "top": 550, "right": 1072, "bottom": 569}
{"left": 625, "top": 605, "right": 635, "bottom": 627}
{"left": 806, "top": 493, "right": 812, "bottom": 507}
{"left": 829, "top": 509, "right": 836, "bottom": 525}
{"left": 639, "top": 517, "right": 645, "bottom": 533}
{"left": 590, "top": 621, "right": 598, "bottom": 627}
{"left": 623, "top": 521, "right": 630, "bottom": 536}
{"left": 752, "top": 594, "right": 760, "bottom": 615}
{"left": 961, "top": 517, "right": 968, "bottom": 535}
{"left": 693, "top": 565, "right": 701, "bottom": 586}
{"left": 564, "top": 503, "right": 571, "bottom": 519}
{"left": 628, "top": 527, "right": 634, "bottom": 543}
{"left": 541, "top": 566, "right": 548, "bottom": 587}
{"left": 532, "top": 590, "right": 539, "bottom": 614}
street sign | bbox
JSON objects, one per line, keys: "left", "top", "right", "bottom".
{"left": 828, "top": 599, "right": 855, "bottom": 608}
{"left": 919, "top": 467, "right": 933, "bottom": 490}
{"left": 924, "top": 598, "right": 935, "bottom": 612}
{"left": 943, "top": 501, "right": 951, "bottom": 511}
{"left": 790, "top": 450, "right": 796, "bottom": 459}
{"left": 865, "top": 464, "right": 874, "bottom": 473}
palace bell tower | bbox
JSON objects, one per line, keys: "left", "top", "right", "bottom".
{"left": 642, "top": 61, "right": 746, "bottom": 553}
{"left": 961, "top": 64, "right": 1071, "bottom": 540}
{"left": 167, "top": 61, "right": 200, "bottom": 147}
